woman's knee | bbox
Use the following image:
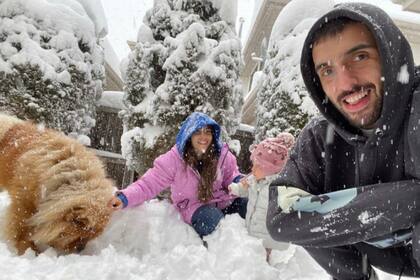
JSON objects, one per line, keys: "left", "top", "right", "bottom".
{"left": 191, "top": 205, "right": 224, "bottom": 237}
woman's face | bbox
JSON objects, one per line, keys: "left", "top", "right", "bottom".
{"left": 191, "top": 126, "right": 213, "bottom": 156}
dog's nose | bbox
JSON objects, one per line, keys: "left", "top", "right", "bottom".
{"left": 76, "top": 243, "right": 86, "bottom": 252}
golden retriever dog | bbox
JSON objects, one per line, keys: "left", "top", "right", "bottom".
{"left": 0, "top": 113, "right": 114, "bottom": 255}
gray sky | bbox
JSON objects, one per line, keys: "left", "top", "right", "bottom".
{"left": 101, "top": 0, "right": 254, "bottom": 61}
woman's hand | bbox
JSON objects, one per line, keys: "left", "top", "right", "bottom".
{"left": 107, "top": 196, "right": 123, "bottom": 210}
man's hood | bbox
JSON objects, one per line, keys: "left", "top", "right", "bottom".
{"left": 300, "top": 2, "right": 415, "bottom": 142}
{"left": 175, "top": 112, "right": 222, "bottom": 156}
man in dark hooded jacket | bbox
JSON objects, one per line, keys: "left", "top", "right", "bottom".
{"left": 267, "top": 2, "right": 420, "bottom": 280}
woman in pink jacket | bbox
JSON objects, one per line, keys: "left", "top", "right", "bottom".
{"left": 108, "top": 112, "right": 247, "bottom": 237}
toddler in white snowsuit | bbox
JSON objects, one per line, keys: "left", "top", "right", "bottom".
{"left": 229, "top": 133, "right": 295, "bottom": 259}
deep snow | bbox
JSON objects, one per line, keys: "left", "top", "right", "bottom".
{"left": 0, "top": 192, "right": 410, "bottom": 280}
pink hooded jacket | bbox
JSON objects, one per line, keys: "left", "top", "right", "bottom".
{"left": 119, "top": 144, "right": 241, "bottom": 224}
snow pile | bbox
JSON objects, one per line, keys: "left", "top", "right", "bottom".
{"left": 0, "top": 192, "right": 318, "bottom": 279}
{"left": 0, "top": 192, "right": 409, "bottom": 279}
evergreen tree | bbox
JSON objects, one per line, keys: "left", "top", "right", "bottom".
{"left": 0, "top": 0, "right": 105, "bottom": 137}
{"left": 121, "top": 0, "right": 242, "bottom": 173}
{"left": 254, "top": 0, "right": 334, "bottom": 142}
{"left": 255, "top": 41, "right": 315, "bottom": 142}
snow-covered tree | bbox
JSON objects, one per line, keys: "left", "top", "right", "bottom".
{"left": 254, "top": 0, "right": 334, "bottom": 142}
{"left": 0, "top": 0, "right": 105, "bottom": 138}
{"left": 121, "top": 0, "right": 243, "bottom": 173}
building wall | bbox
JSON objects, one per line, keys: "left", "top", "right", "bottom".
{"left": 240, "top": 0, "right": 289, "bottom": 92}
{"left": 395, "top": 19, "right": 420, "bottom": 64}
{"left": 104, "top": 62, "right": 124, "bottom": 91}
{"left": 392, "top": 0, "right": 420, "bottom": 13}
{"left": 103, "top": 38, "right": 124, "bottom": 91}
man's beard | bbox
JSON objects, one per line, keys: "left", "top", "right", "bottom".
{"left": 336, "top": 83, "right": 383, "bottom": 129}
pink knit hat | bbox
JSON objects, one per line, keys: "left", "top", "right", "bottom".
{"left": 250, "top": 132, "right": 295, "bottom": 177}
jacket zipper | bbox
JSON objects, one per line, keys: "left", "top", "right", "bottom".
{"left": 354, "top": 145, "right": 360, "bottom": 187}
{"left": 189, "top": 165, "right": 201, "bottom": 179}
{"left": 247, "top": 185, "right": 260, "bottom": 231}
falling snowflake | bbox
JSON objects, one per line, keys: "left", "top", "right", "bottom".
{"left": 397, "top": 64, "right": 409, "bottom": 84}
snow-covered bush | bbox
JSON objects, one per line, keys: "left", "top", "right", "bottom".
{"left": 254, "top": 0, "right": 334, "bottom": 142}
{"left": 0, "top": 0, "right": 105, "bottom": 136}
{"left": 121, "top": 0, "right": 243, "bottom": 173}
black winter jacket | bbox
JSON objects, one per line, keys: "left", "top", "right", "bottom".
{"left": 267, "top": 2, "right": 420, "bottom": 251}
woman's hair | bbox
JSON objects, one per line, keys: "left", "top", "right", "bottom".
{"left": 183, "top": 138, "right": 218, "bottom": 202}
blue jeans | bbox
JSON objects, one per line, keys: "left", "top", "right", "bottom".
{"left": 191, "top": 197, "right": 248, "bottom": 237}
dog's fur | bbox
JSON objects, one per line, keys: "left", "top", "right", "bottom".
{"left": 0, "top": 114, "right": 114, "bottom": 255}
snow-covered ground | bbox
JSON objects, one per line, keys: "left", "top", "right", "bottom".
{"left": 0, "top": 192, "right": 411, "bottom": 280}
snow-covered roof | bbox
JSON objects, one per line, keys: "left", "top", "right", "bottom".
{"left": 238, "top": 123, "right": 255, "bottom": 133}
{"left": 338, "top": 0, "right": 420, "bottom": 24}
{"left": 96, "top": 91, "right": 125, "bottom": 110}
{"left": 92, "top": 148, "right": 125, "bottom": 160}
{"left": 75, "top": 0, "right": 108, "bottom": 38}
{"left": 102, "top": 38, "right": 122, "bottom": 79}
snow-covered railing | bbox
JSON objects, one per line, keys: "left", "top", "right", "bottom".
{"left": 232, "top": 123, "right": 255, "bottom": 174}
{"left": 90, "top": 148, "right": 134, "bottom": 188}
{"left": 89, "top": 91, "right": 133, "bottom": 187}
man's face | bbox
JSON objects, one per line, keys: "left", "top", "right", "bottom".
{"left": 312, "top": 23, "right": 383, "bottom": 129}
